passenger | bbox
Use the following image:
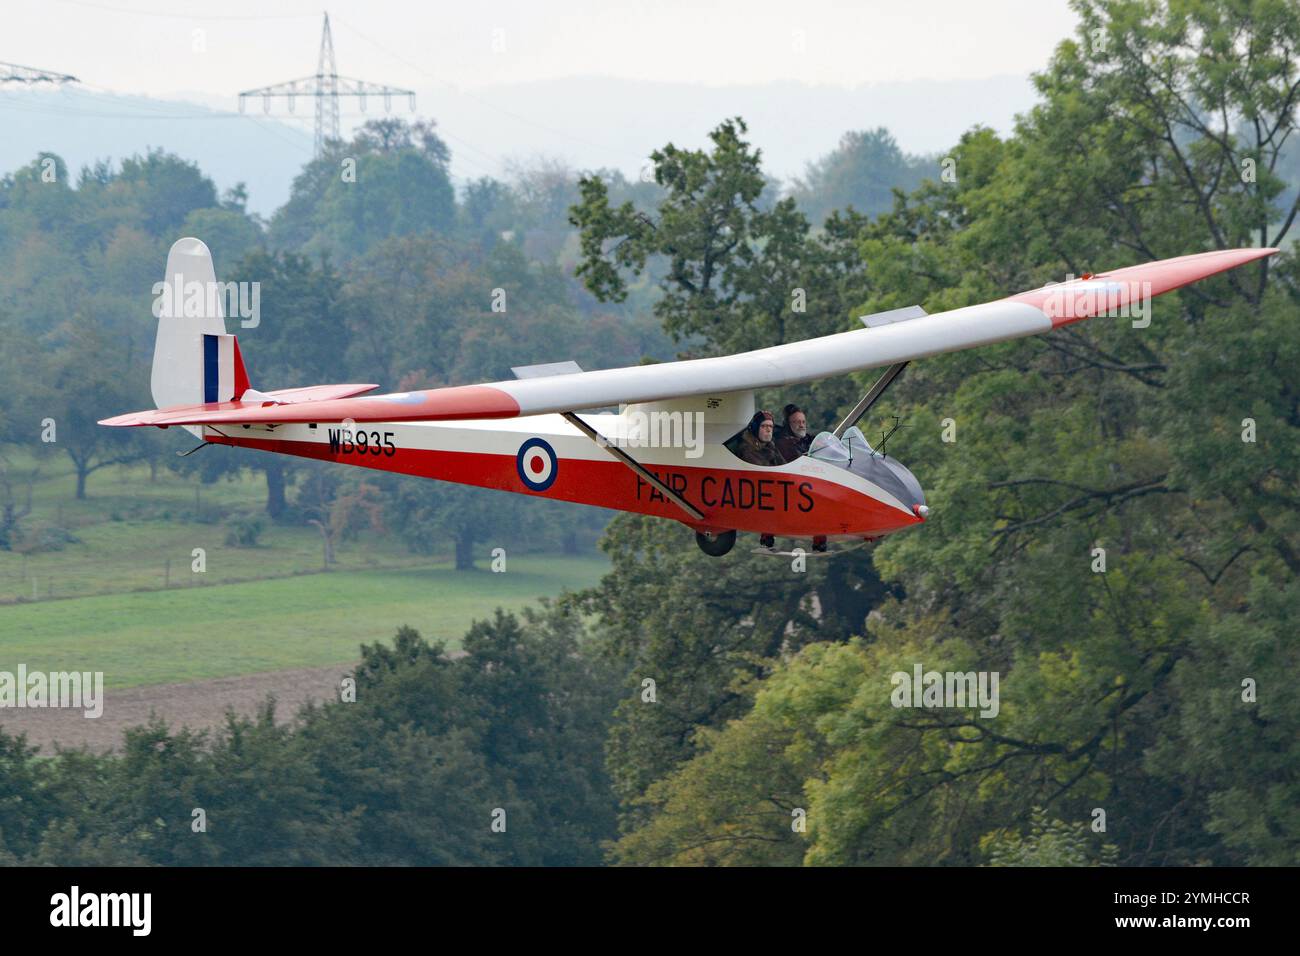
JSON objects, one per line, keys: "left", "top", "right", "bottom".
{"left": 774, "top": 404, "right": 812, "bottom": 462}
{"left": 738, "top": 410, "right": 785, "bottom": 466}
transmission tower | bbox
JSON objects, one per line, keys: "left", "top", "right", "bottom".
{"left": 0, "top": 61, "right": 78, "bottom": 85}
{"left": 238, "top": 12, "right": 416, "bottom": 158}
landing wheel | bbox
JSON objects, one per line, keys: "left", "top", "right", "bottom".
{"left": 695, "top": 529, "right": 737, "bottom": 557}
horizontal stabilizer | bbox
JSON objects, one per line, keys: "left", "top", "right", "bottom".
{"left": 99, "top": 383, "right": 381, "bottom": 427}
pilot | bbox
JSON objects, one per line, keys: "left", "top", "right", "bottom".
{"left": 738, "top": 410, "right": 785, "bottom": 466}
{"left": 775, "top": 404, "right": 812, "bottom": 461}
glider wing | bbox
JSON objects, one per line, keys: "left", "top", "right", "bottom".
{"left": 101, "top": 247, "right": 1276, "bottom": 428}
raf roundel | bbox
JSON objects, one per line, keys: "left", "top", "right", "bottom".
{"left": 516, "top": 437, "right": 558, "bottom": 492}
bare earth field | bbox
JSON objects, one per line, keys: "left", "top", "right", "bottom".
{"left": 1, "top": 663, "right": 353, "bottom": 754}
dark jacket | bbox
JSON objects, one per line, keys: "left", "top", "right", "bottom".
{"left": 738, "top": 429, "right": 785, "bottom": 467}
{"left": 774, "top": 427, "right": 811, "bottom": 462}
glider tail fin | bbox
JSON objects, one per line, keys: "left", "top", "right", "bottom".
{"left": 150, "top": 237, "right": 252, "bottom": 416}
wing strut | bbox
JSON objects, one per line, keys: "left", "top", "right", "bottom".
{"left": 561, "top": 412, "right": 705, "bottom": 521}
{"left": 833, "top": 362, "right": 908, "bottom": 438}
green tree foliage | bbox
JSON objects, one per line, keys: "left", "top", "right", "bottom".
{"left": 33, "top": 318, "right": 148, "bottom": 499}
{"left": 383, "top": 479, "right": 529, "bottom": 570}
{"left": 221, "top": 249, "right": 349, "bottom": 518}
{"left": 112, "top": 150, "right": 218, "bottom": 237}
{"left": 583, "top": 0, "right": 1300, "bottom": 866}
{"left": 269, "top": 118, "right": 455, "bottom": 260}
{"left": 583, "top": 514, "right": 892, "bottom": 813}
{"left": 0, "top": 148, "right": 259, "bottom": 497}
{"left": 983, "top": 806, "right": 1119, "bottom": 867}
{"left": 569, "top": 117, "right": 877, "bottom": 423}
{"left": 0, "top": 605, "right": 617, "bottom": 865}
{"left": 791, "top": 127, "right": 935, "bottom": 227}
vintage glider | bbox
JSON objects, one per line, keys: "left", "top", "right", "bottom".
{"left": 101, "top": 238, "right": 1276, "bottom": 557}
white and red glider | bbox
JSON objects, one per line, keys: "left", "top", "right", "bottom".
{"left": 101, "top": 238, "right": 1276, "bottom": 556}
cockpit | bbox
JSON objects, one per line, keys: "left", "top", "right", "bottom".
{"left": 725, "top": 418, "right": 925, "bottom": 511}
{"left": 806, "top": 426, "right": 926, "bottom": 513}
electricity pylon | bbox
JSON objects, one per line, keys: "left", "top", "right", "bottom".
{"left": 238, "top": 12, "right": 415, "bottom": 157}
{"left": 0, "top": 61, "right": 78, "bottom": 85}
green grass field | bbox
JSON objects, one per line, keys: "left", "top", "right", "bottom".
{"left": 0, "top": 453, "right": 610, "bottom": 687}
{"left": 0, "top": 557, "right": 606, "bottom": 688}
{"left": 0, "top": 457, "right": 439, "bottom": 603}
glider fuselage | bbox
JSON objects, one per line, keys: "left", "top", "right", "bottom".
{"left": 204, "top": 413, "right": 924, "bottom": 540}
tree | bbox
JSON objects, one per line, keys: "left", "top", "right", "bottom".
{"left": 0, "top": 451, "right": 38, "bottom": 550}
{"left": 569, "top": 117, "right": 875, "bottom": 422}
{"left": 300, "top": 473, "right": 386, "bottom": 568}
{"left": 983, "top": 807, "right": 1119, "bottom": 867}
{"left": 570, "top": 118, "right": 775, "bottom": 349}
{"left": 270, "top": 118, "right": 455, "bottom": 260}
{"left": 111, "top": 149, "right": 220, "bottom": 238}
{"left": 586, "top": 1, "right": 1300, "bottom": 866}
{"left": 225, "top": 249, "right": 349, "bottom": 518}
{"left": 38, "top": 319, "right": 146, "bottom": 499}
{"left": 585, "top": 514, "right": 891, "bottom": 814}
{"left": 385, "top": 479, "right": 534, "bottom": 571}
{"left": 791, "top": 127, "right": 934, "bottom": 227}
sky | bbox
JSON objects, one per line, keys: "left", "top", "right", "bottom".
{"left": 2, "top": 0, "right": 1082, "bottom": 212}
{"left": 10, "top": 0, "right": 1077, "bottom": 94}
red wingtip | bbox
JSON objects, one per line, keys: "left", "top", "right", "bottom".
{"left": 1009, "top": 247, "right": 1280, "bottom": 327}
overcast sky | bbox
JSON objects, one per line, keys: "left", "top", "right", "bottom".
{"left": 3, "top": 0, "right": 1083, "bottom": 209}
{"left": 12, "top": 0, "right": 1077, "bottom": 95}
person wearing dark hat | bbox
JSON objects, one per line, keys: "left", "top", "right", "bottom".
{"left": 738, "top": 410, "right": 785, "bottom": 467}
{"left": 774, "top": 404, "right": 812, "bottom": 462}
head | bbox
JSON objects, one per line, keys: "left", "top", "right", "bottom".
{"left": 749, "top": 410, "right": 775, "bottom": 443}
{"left": 784, "top": 404, "right": 808, "bottom": 439}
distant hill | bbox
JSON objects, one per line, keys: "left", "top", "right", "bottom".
{"left": 0, "top": 87, "right": 312, "bottom": 216}
{"left": 0, "top": 74, "right": 1039, "bottom": 214}
{"left": 419, "top": 74, "right": 1039, "bottom": 182}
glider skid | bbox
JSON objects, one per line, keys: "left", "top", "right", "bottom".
{"left": 750, "top": 538, "right": 867, "bottom": 559}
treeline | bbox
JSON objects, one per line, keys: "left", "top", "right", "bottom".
{"left": 0, "top": 605, "right": 618, "bottom": 865}
{"left": 566, "top": 0, "right": 1300, "bottom": 865}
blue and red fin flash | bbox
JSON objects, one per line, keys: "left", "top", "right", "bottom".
{"left": 201, "top": 333, "right": 251, "bottom": 403}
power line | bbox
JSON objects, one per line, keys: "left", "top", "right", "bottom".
{"left": 331, "top": 14, "right": 640, "bottom": 163}
{"left": 0, "top": 60, "right": 79, "bottom": 85}
{"left": 47, "top": 0, "right": 317, "bottom": 21}
{"left": 238, "top": 11, "right": 415, "bottom": 158}
{"left": 5, "top": 11, "right": 577, "bottom": 184}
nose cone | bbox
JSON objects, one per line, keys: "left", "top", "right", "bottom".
{"left": 914, "top": 504, "right": 930, "bottom": 519}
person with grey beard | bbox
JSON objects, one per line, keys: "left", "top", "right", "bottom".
{"left": 775, "top": 404, "right": 812, "bottom": 462}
